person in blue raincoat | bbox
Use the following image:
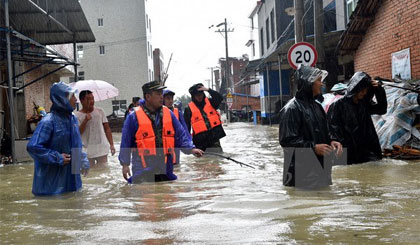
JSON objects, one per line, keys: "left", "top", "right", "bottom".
{"left": 163, "top": 89, "right": 191, "bottom": 165}
{"left": 27, "top": 82, "right": 89, "bottom": 196}
{"left": 119, "top": 81, "right": 203, "bottom": 183}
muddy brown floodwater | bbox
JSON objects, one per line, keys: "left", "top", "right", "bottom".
{"left": 1, "top": 122, "right": 419, "bottom": 244}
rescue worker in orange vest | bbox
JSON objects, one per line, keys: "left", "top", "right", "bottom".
{"left": 184, "top": 83, "right": 226, "bottom": 152}
{"left": 119, "top": 81, "right": 204, "bottom": 183}
{"left": 163, "top": 89, "right": 191, "bottom": 165}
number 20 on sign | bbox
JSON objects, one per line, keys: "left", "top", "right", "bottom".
{"left": 287, "top": 42, "right": 318, "bottom": 70}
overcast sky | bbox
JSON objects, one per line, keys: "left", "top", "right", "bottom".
{"left": 148, "top": 0, "right": 257, "bottom": 98}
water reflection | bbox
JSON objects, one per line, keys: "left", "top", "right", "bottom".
{"left": 0, "top": 123, "right": 419, "bottom": 243}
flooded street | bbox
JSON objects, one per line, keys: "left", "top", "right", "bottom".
{"left": 1, "top": 122, "right": 419, "bottom": 244}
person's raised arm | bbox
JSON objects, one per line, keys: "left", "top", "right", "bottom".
{"left": 79, "top": 113, "right": 91, "bottom": 134}
{"left": 367, "top": 81, "right": 387, "bottom": 115}
{"left": 27, "top": 118, "right": 69, "bottom": 166}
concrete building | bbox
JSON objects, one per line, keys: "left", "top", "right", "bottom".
{"left": 77, "top": 0, "right": 153, "bottom": 116}
{"left": 218, "top": 56, "right": 261, "bottom": 119}
{"left": 246, "top": 0, "right": 347, "bottom": 124}
{"left": 153, "top": 48, "right": 165, "bottom": 83}
{"left": 1, "top": 0, "right": 94, "bottom": 162}
{"left": 246, "top": 1, "right": 263, "bottom": 61}
{"left": 218, "top": 56, "right": 256, "bottom": 94}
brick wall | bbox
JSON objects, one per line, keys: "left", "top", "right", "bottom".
{"left": 232, "top": 94, "right": 261, "bottom": 111}
{"left": 354, "top": 0, "right": 420, "bottom": 79}
{"left": 24, "top": 63, "right": 59, "bottom": 119}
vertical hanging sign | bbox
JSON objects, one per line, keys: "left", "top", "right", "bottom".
{"left": 392, "top": 48, "right": 411, "bottom": 80}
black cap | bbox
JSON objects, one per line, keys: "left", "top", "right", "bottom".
{"left": 142, "top": 81, "right": 167, "bottom": 94}
{"left": 188, "top": 83, "right": 205, "bottom": 96}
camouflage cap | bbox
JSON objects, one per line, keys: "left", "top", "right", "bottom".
{"left": 142, "top": 81, "right": 167, "bottom": 94}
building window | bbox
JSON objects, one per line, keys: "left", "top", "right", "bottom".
{"left": 346, "top": 0, "right": 358, "bottom": 22}
{"left": 266, "top": 18, "right": 270, "bottom": 49}
{"left": 98, "top": 18, "right": 103, "bottom": 27}
{"left": 146, "top": 14, "right": 149, "bottom": 29}
{"left": 77, "top": 45, "right": 83, "bottom": 59}
{"left": 112, "top": 100, "right": 127, "bottom": 117}
{"left": 78, "top": 71, "right": 85, "bottom": 81}
{"left": 270, "top": 10, "right": 275, "bottom": 43}
{"left": 251, "top": 18, "right": 254, "bottom": 29}
{"left": 149, "top": 19, "right": 152, "bottom": 32}
{"left": 260, "top": 28, "right": 264, "bottom": 55}
{"left": 252, "top": 43, "right": 255, "bottom": 57}
{"left": 99, "top": 45, "right": 105, "bottom": 55}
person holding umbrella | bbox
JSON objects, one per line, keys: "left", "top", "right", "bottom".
{"left": 119, "top": 81, "right": 204, "bottom": 183}
{"left": 75, "top": 90, "right": 116, "bottom": 168}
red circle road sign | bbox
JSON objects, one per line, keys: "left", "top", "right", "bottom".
{"left": 287, "top": 42, "right": 318, "bottom": 70}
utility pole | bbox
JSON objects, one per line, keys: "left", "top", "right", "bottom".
{"left": 293, "top": 0, "right": 305, "bottom": 96}
{"left": 294, "top": 0, "right": 305, "bottom": 43}
{"left": 314, "top": 0, "right": 325, "bottom": 68}
{"left": 278, "top": 54, "right": 283, "bottom": 109}
{"left": 224, "top": 19, "right": 232, "bottom": 93}
{"left": 267, "top": 64, "right": 272, "bottom": 126}
{"left": 211, "top": 67, "right": 214, "bottom": 90}
{"left": 215, "top": 18, "right": 234, "bottom": 121}
{"left": 73, "top": 36, "right": 78, "bottom": 83}
{"left": 5, "top": 0, "right": 16, "bottom": 163}
{"left": 214, "top": 68, "right": 221, "bottom": 91}
{"left": 207, "top": 67, "right": 215, "bottom": 90}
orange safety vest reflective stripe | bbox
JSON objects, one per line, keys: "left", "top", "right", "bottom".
{"left": 188, "top": 97, "right": 222, "bottom": 135}
{"left": 173, "top": 107, "right": 179, "bottom": 120}
{"left": 134, "top": 106, "right": 176, "bottom": 168}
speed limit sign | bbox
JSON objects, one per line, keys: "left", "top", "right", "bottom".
{"left": 287, "top": 42, "right": 318, "bottom": 70}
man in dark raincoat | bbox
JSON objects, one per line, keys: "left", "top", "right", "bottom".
{"left": 327, "top": 72, "right": 387, "bottom": 164}
{"left": 279, "top": 65, "right": 342, "bottom": 189}
{"left": 27, "top": 82, "right": 89, "bottom": 196}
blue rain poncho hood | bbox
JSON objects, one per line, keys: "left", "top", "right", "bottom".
{"left": 27, "top": 82, "right": 88, "bottom": 196}
{"left": 163, "top": 89, "right": 175, "bottom": 97}
{"left": 50, "top": 81, "right": 77, "bottom": 114}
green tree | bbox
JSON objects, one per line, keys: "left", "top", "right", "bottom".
{"left": 175, "top": 94, "right": 191, "bottom": 110}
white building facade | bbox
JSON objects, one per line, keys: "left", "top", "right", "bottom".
{"left": 77, "top": 0, "right": 153, "bottom": 116}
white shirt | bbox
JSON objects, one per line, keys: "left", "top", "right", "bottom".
{"left": 75, "top": 107, "right": 110, "bottom": 158}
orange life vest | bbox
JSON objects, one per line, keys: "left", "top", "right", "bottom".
{"left": 188, "top": 97, "right": 222, "bottom": 135}
{"left": 173, "top": 107, "right": 179, "bottom": 120}
{"left": 134, "top": 106, "right": 176, "bottom": 168}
